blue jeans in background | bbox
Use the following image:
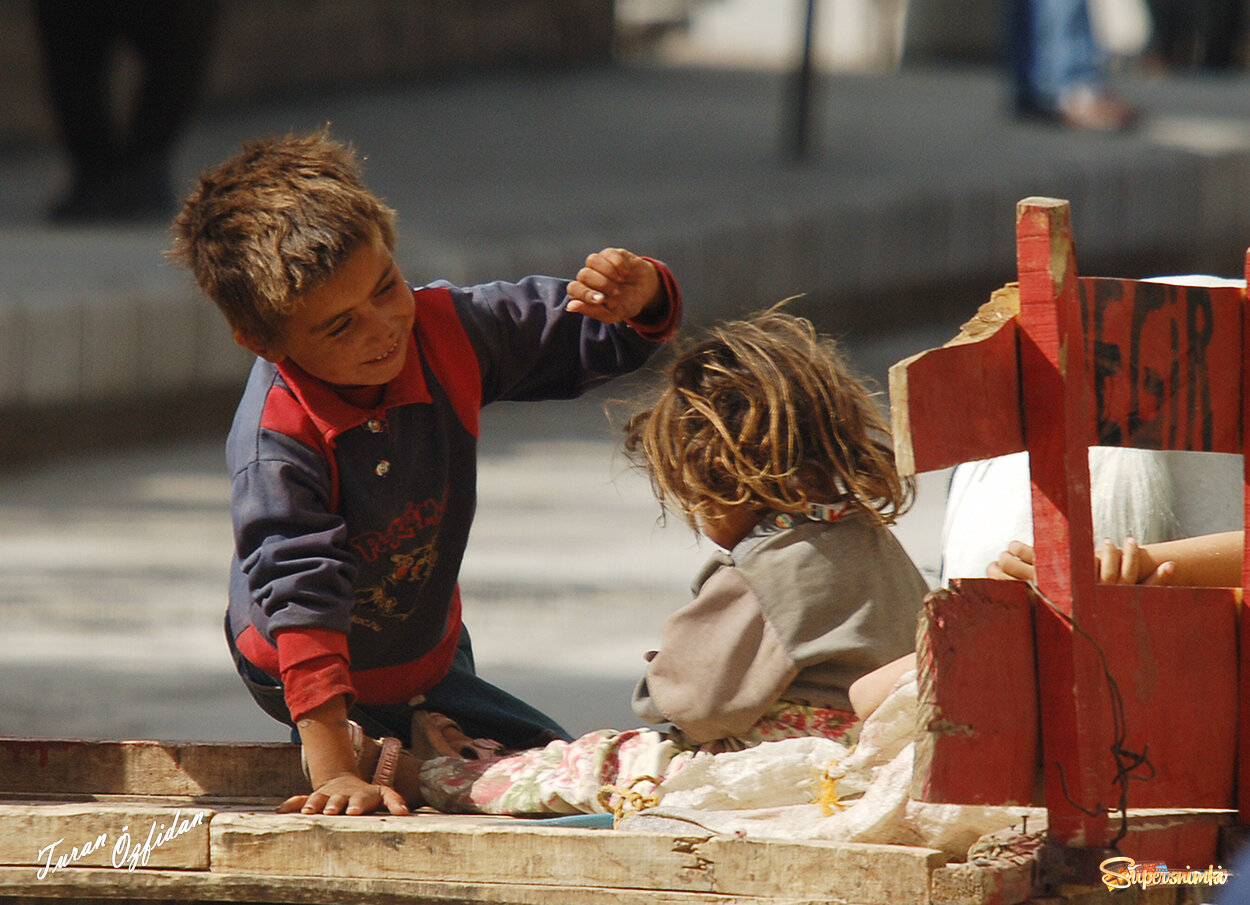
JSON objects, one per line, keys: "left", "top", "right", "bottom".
{"left": 1008, "top": 0, "right": 1106, "bottom": 113}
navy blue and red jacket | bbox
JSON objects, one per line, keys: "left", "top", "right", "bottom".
{"left": 226, "top": 266, "right": 680, "bottom": 720}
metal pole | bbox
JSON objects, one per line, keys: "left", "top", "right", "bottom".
{"left": 786, "top": 0, "right": 818, "bottom": 160}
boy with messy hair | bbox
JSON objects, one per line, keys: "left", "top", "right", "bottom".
{"left": 170, "top": 130, "right": 680, "bottom": 817}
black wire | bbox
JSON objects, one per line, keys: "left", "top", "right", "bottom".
{"left": 1032, "top": 583, "right": 1155, "bottom": 849}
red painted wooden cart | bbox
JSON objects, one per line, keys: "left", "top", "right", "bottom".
{"left": 889, "top": 196, "right": 1247, "bottom": 884}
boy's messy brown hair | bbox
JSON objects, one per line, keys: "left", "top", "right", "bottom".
{"left": 623, "top": 306, "right": 912, "bottom": 531}
{"left": 169, "top": 128, "right": 396, "bottom": 347}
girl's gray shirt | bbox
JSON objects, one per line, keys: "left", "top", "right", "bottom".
{"left": 632, "top": 511, "right": 927, "bottom": 744}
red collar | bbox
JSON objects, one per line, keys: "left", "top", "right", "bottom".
{"left": 275, "top": 332, "right": 431, "bottom": 445}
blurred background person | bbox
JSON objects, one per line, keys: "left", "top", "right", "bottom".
{"left": 1144, "top": 0, "right": 1246, "bottom": 71}
{"left": 32, "top": 0, "right": 220, "bottom": 224}
{"left": 1008, "top": 0, "right": 1139, "bottom": 130}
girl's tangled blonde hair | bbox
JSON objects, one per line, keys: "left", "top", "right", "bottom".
{"left": 623, "top": 306, "right": 912, "bottom": 531}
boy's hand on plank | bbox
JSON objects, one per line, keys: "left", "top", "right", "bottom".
{"left": 279, "top": 772, "right": 409, "bottom": 817}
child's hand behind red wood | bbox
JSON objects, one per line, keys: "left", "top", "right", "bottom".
{"left": 1096, "top": 537, "right": 1176, "bottom": 585}
{"left": 987, "top": 540, "right": 1037, "bottom": 582}
{"left": 986, "top": 538, "right": 1176, "bottom": 586}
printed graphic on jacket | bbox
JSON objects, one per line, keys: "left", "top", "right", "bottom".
{"left": 349, "top": 488, "right": 449, "bottom": 632}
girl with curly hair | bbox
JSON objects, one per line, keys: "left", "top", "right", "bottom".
{"left": 336, "top": 307, "right": 928, "bottom": 816}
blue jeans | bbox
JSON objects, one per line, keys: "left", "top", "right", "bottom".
{"left": 1008, "top": 0, "right": 1106, "bottom": 112}
{"left": 226, "top": 616, "right": 572, "bottom": 749}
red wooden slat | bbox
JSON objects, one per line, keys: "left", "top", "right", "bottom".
{"left": 1081, "top": 585, "right": 1238, "bottom": 809}
{"left": 888, "top": 320, "right": 1024, "bottom": 476}
{"left": 1016, "top": 198, "right": 1110, "bottom": 847}
{"left": 1081, "top": 279, "right": 1243, "bottom": 454}
{"left": 1017, "top": 198, "right": 1097, "bottom": 609}
{"left": 1240, "top": 246, "right": 1250, "bottom": 823}
{"left": 911, "top": 579, "right": 1038, "bottom": 806}
{"left": 1239, "top": 596, "right": 1250, "bottom": 823}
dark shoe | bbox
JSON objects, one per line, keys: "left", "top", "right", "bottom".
{"left": 48, "top": 159, "right": 176, "bottom": 225}
{"left": 48, "top": 176, "right": 121, "bottom": 224}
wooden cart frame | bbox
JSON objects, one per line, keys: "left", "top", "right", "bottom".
{"left": 891, "top": 196, "right": 1247, "bottom": 882}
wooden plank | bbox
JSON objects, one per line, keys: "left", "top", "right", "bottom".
{"left": 888, "top": 291, "right": 1023, "bottom": 475}
{"left": 891, "top": 275, "right": 1244, "bottom": 475}
{"left": 930, "top": 860, "right": 1035, "bottom": 905}
{"left": 0, "top": 801, "right": 212, "bottom": 874}
{"left": 1242, "top": 595, "right": 1250, "bottom": 823}
{"left": 1241, "top": 246, "right": 1250, "bottom": 826}
{"left": 911, "top": 579, "right": 1038, "bottom": 806}
{"left": 1016, "top": 197, "right": 1097, "bottom": 619}
{"left": 0, "top": 865, "right": 835, "bottom": 905}
{"left": 211, "top": 814, "right": 719, "bottom": 892}
{"left": 209, "top": 812, "right": 946, "bottom": 903}
{"left": 1034, "top": 601, "right": 1110, "bottom": 849}
{"left": 1081, "top": 278, "right": 1243, "bottom": 453}
{"left": 932, "top": 828, "right": 1044, "bottom": 905}
{"left": 1115, "top": 809, "right": 1233, "bottom": 867}
{"left": 1016, "top": 198, "right": 1109, "bottom": 848}
{"left": 1080, "top": 586, "right": 1238, "bottom": 810}
{"left": 0, "top": 738, "right": 304, "bottom": 799}
{"left": 1041, "top": 822, "right": 1232, "bottom": 894}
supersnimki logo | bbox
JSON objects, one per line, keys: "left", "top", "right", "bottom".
{"left": 1099, "top": 856, "right": 1230, "bottom": 892}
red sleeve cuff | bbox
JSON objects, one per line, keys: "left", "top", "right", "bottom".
{"left": 627, "top": 258, "right": 682, "bottom": 342}
{"left": 275, "top": 628, "right": 355, "bottom": 721}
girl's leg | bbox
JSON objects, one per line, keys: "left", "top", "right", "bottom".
{"left": 418, "top": 727, "right": 687, "bottom": 816}
{"left": 417, "top": 704, "right": 857, "bottom": 816}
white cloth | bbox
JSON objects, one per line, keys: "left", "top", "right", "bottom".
{"left": 621, "top": 673, "right": 1044, "bottom": 859}
{"left": 939, "top": 448, "right": 1243, "bottom": 585}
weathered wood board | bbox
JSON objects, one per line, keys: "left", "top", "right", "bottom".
{"left": 890, "top": 313, "right": 1023, "bottom": 476}
{"left": 0, "top": 864, "right": 842, "bottom": 905}
{"left": 0, "top": 735, "right": 1224, "bottom": 905}
{"left": 0, "top": 737, "right": 306, "bottom": 799}
{"left": 912, "top": 578, "right": 1038, "bottom": 807}
{"left": 0, "top": 799, "right": 1221, "bottom": 905}
{"left": 0, "top": 801, "right": 211, "bottom": 873}
{"left": 0, "top": 738, "right": 964, "bottom": 905}
{"left": 210, "top": 812, "right": 947, "bottom": 900}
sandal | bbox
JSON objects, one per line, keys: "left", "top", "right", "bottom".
{"left": 299, "top": 719, "right": 404, "bottom": 788}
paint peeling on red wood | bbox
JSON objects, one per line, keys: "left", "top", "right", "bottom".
{"left": 1082, "top": 279, "right": 1243, "bottom": 454}
{"left": 912, "top": 580, "right": 1038, "bottom": 806}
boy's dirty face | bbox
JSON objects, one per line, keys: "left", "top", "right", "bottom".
{"left": 246, "top": 240, "right": 415, "bottom": 388}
